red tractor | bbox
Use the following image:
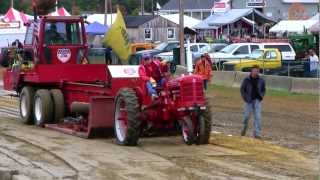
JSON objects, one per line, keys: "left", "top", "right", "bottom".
{"left": 1, "top": 16, "right": 212, "bottom": 145}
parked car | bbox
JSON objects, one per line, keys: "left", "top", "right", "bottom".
{"left": 131, "top": 43, "right": 155, "bottom": 54}
{"left": 223, "top": 48, "right": 282, "bottom": 72}
{"left": 261, "top": 43, "right": 296, "bottom": 61}
{"left": 138, "top": 41, "right": 179, "bottom": 55}
{"left": 212, "top": 43, "right": 262, "bottom": 64}
{"left": 129, "top": 41, "right": 179, "bottom": 64}
{"left": 194, "top": 43, "right": 228, "bottom": 62}
{"left": 156, "top": 43, "right": 208, "bottom": 62}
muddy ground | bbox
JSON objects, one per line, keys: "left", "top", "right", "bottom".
{"left": 0, "top": 85, "right": 319, "bottom": 180}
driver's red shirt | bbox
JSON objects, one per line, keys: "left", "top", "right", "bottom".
{"left": 138, "top": 60, "right": 163, "bottom": 82}
{"left": 139, "top": 63, "right": 153, "bottom": 82}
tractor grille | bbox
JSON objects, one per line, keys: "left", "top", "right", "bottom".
{"left": 180, "top": 80, "right": 204, "bottom": 106}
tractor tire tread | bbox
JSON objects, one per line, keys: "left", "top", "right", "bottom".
{"left": 34, "top": 89, "right": 53, "bottom": 126}
{"left": 116, "top": 88, "right": 141, "bottom": 146}
{"left": 197, "top": 98, "right": 212, "bottom": 145}
{"left": 50, "top": 89, "right": 65, "bottom": 123}
{"left": 19, "top": 86, "right": 35, "bottom": 124}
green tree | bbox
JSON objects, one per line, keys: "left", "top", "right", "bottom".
{"left": 0, "top": 0, "right": 170, "bottom": 16}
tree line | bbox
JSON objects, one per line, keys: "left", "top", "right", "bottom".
{"left": 0, "top": 0, "right": 170, "bottom": 15}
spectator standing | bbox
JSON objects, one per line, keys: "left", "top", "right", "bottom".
{"left": 240, "top": 65, "right": 266, "bottom": 139}
{"left": 309, "top": 49, "right": 319, "bottom": 77}
{"left": 204, "top": 53, "right": 213, "bottom": 69}
{"left": 194, "top": 55, "right": 212, "bottom": 90}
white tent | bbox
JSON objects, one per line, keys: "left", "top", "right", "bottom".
{"left": 0, "top": 27, "right": 26, "bottom": 47}
{"left": 309, "top": 13, "right": 319, "bottom": 21}
{"left": 86, "top": 14, "right": 117, "bottom": 27}
{"left": 49, "top": 7, "right": 71, "bottom": 16}
{"left": 269, "top": 20, "right": 317, "bottom": 33}
{"left": 0, "top": 8, "right": 33, "bottom": 47}
{"left": 160, "top": 14, "right": 201, "bottom": 28}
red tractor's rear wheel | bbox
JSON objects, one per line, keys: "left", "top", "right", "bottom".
{"left": 19, "top": 86, "right": 35, "bottom": 124}
{"left": 114, "top": 88, "right": 141, "bottom": 146}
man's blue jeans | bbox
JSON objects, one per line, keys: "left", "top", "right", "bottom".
{"left": 146, "top": 78, "right": 166, "bottom": 96}
{"left": 242, "top": 99, "right": 262, "bottom": 137}
{"left": 146, "top": 81, "right": 157, "bottom": 96}
{"left": 203, "top": 80, "right": 208, "bottom": 90}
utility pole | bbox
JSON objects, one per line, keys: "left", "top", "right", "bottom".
{"left": 141, "top": 0, "right": 144, "bottom": 15}
{"left": 179, "top": 0, "right": 185, "bottom": 66}
{"left": 11, "top": 0, "right": 13, "bottom": 7}
{"left": 55, "top": 0, "right": 58, "bottom": 12}
{"left": 104, "top": 0, "right": 108, "bottom": 26}
{"left": 110, "top": 0, "right": 113, "bottom": 24}
{"left": 152, "top": 0, "right": 154, "bottom": 16}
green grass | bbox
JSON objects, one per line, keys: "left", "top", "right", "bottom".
{"left": 209, "top": 84, "right": 318, "bottom": 102}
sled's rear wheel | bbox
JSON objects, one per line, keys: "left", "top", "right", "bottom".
{"left": 114, "top": 88, "right": 141, "bottom": 146}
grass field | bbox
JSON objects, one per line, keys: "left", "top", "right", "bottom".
{"left": 207, "top": 84, "right": 319, "bottom": 156}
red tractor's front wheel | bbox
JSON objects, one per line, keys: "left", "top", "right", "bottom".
{"left": 114, "top": 88, "right": 141, "bottom": 146}
{"left": 182, "top": 100, "right": 212, "bottom": 145}
{"left": 182, "top": 117, "right": 195, "bottom": 145}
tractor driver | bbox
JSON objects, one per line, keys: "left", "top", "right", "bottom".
{"left": 138, "top": 53, "right": 168, "bottom": 99}
{"left": 45, "top": 23, "right": 64, "bottom": 44}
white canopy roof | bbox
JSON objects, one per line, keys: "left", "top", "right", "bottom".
{"left": 49, "top": 7, "right": 71, "bottom": 16}
{"left": 269, "top": 20, "right": 317, "bottom": 33}
{"left": 309, "top": 13, "right": 319, "bottom": 21}
{"left": 86, "top": 14, "right": 117, "bottom": 27}
{"left": 160, "top": 14, "right": 201, "bottom": 28}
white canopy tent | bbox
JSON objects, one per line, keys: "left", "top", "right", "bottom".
{"left": 269, "top": 20, "right": 317, "bottom": 33}
{"left": 86, "top": 14, "right": 117, "bottom": 27}
{"left": 0, "top": 8, "right": 33, "bottom": 47}
{"left": 160, "top": 14, "right": 201, "bottom": 28}
{"left": 49, "top": 7, "right": 71, "bottom": 16}
{"left": 0, "top": 26, "right": 26, "bottom": 47}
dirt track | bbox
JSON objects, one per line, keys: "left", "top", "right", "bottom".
{"left": 0, "top": 85, "right": 319, "bottom": 180}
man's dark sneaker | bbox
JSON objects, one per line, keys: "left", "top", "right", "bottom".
{"left": 254, "top": 135, "right": 262, "bottom": 139}
{"left": 241, "top": 129, "right": 246, "bottom": 136}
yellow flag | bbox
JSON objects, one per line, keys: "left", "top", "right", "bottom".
{"left": 103, "top": 8, "right": 131, "bottom": 62}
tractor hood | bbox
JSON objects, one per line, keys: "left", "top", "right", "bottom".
{"left": 108, "top": 65, "right": 140, "bottom": 78}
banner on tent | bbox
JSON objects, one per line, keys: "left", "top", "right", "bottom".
{"left": 213, "top": 0, "right": 231, "bottom": 13}
{"left": 246, "top": 0, "right": 266, "bottom": 8}
{"left": 0, "top": 21, "right": 20, "bottom": 29}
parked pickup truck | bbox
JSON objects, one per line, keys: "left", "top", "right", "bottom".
{"left": 223, "top": 48, "right": 282, "bottom": 72}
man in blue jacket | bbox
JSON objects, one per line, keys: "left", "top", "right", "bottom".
{"left": 240, "top": 65, "right": 266, "bottom": 139}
